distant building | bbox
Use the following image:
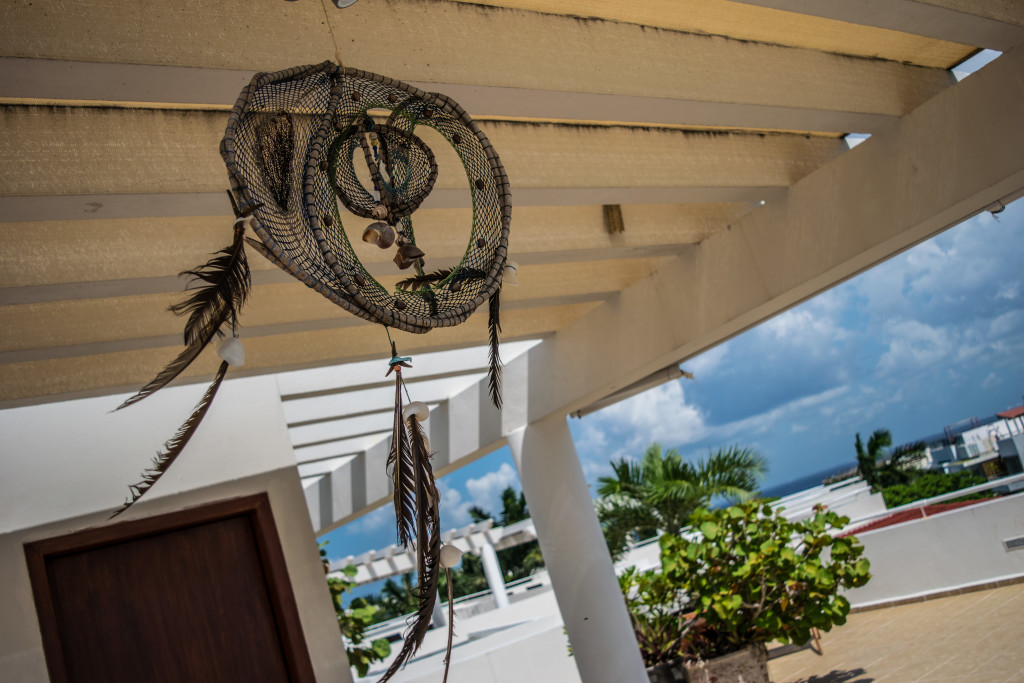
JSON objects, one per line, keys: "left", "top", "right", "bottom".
{"left": 905, "top": 405, "right": 1024, "bottom": 489}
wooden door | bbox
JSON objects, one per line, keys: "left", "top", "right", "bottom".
{"left": 25, "top": 493, "right": 317, "bottom": 683}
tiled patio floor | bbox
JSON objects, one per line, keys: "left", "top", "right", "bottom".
{"left": 767, "top": 583, "right": 1024, "bottom": 683}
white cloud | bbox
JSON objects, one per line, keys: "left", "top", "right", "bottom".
{"left": 465, "top": 462, "right": 520, "bottom": 511}
{"left": 876, "top": 320, "right": 953, "bottom": 373}
{"left": 687, "top": 343, "right": 728, "bottom": 377}
{"left": 592, "top": 380, "right": 707, "bottom": 449}
{"left": 996, "top": 282, "right": 1020, "bottom": 301}
{"left": 703, "top": 385, "right": 849, "bottom": 443}
{"left": 981, "top": 372, "right": 1002, "bottom": 390}
{"left": 437, "top": 479, "right": 473, "bottom": 530}
{"left": 345, "top": 505, "right": 394, "bottom": 535}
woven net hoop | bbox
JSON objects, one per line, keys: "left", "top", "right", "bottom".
{"left": 220, "top": 62, "right": 511, "bottom": 333}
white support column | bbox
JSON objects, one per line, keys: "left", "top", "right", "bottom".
{"left": 508, "top": 416, "right": 647, "bottom": 683}
{"left": 479, "top": 541, "right": 510, "bottom": 609}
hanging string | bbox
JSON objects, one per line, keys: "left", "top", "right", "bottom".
{"left": 384, "top": 326, "right": 414, "bottom": 403}
{"left": 319, "top": 0, "right": 344, "bottom": 68}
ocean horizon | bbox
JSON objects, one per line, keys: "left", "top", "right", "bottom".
{"left": 761, "top": 461, "right": 858, "bottom": 499}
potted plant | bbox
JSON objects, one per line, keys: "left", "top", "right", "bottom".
{"left": 623, "top": 501, "right": 871, "bottom": 682}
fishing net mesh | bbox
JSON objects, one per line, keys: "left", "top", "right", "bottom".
{"left": 221, "top": 62, "right": 510, "bottom": 333}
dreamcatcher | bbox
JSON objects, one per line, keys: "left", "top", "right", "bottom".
{"left": 114, "top": 62, "right": 512, "bottom": 681}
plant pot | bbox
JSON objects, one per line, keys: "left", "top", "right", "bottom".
{"left": 646, "top": 643, "right": 769, "bottom": 683}
{"left": 684, "top": 643, "right": 769, "bottom": 683}
{"left": 646, "top": 659, "right": 687, "bottom": 683}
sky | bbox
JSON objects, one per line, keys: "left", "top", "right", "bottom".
{"left": 321, "top": 50, "right": 1022, "bottom": 566}
{"left": 323, "top": 197, "right": 1024, "bottom": 566}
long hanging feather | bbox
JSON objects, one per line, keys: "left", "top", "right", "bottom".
{"left": 378, "top": 415, "right": 443, "bottom": 683}
{"left": 111, "top": 360, "right": 229, "bottom": 518}
{"left": 115, "top": 226, "right": 251, "bottom": 410}
{"left": 443, "top": 567, "right": 455, "bottom": 683}
{"left": 487, "top": 288, "right": 503, "bottom": 409}
{"left": 386, "top": 355, "right": 416, "bottom": 548}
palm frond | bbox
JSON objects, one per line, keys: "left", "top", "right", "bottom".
{"left": 487, "top": 289, "right": 502, "bottom": 409}
{"left": 111, "top": 360, "right": 229, "bottom": 517}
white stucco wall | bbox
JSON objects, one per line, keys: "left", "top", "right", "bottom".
{"left": 0, "top": 376, "right": 351, "bottom": 682}
{"left": 845, "top": 494, "right": 1024, "bottom": 607}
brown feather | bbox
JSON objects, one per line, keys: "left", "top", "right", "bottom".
{"left": 170, "top": 228, "right": 251, "bottom": 347}
{"left": 255, "top": 111, "right": 295, "bottom": 211}
{"left": 116, "top": 229, "right": 250, "bottom": 411}
{"left": 386, "top": 373, "right": 416, "bottom": 547}
{"left": 443, "top": 567, "right": 455, "bottom": 683}
{"left": 487, "top": 289, "right": 503, "bottom": 409}
{"left": 111, "top": 360, "right": 230, "bottom": 518}
{"left": 377, "top": 416, "right": 442, "bottom": 683}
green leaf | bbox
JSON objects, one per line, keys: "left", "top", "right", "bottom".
{"left": 701, "top": 521, "right": 720, "bottom": 540}
{"left": 372, "top": 638, "right": 392, "bottom": 658}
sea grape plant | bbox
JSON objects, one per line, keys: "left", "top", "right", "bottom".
{"left": 659, "top": 501, "right": 871, "bottom": 656}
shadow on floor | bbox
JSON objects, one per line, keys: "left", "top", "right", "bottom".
{"left": 789, "top": 669, "right": 873, "bottom": 683}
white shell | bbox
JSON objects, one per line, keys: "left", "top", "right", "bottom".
{"left": 503, "top": 261, "right": 520, "bottom": 286}
{"left": 217, "top": 336, "right": 245, "bottom": 366}
{"left": 402, "top": 401, "right": 430, "bottom": 422}
{"left": 439, "top": 544, "right": 464, "bottom": 568}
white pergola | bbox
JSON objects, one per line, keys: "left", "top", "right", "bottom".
{"left": 3, "top": 2, "right": 1024, "bottom": 681}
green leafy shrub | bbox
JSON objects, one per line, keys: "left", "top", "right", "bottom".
{"left": 881, "top": 471, "right": 988, "bottom": 508}
{"left": 658, "top": 501, "right": 870, "bottom": 659}
{"left": 320, "top": 543, "right": 391, "bottom": 677}
{"left": 618, "top": 566, "right": 689, "bottom": 667}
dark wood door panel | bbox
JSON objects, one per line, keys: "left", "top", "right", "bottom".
{"left": 25, "top": 494, "right": 316, "bottom": 683}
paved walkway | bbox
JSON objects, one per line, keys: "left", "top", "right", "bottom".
{"left": 767, "top": 583, "right": 1024, "bottom": 683}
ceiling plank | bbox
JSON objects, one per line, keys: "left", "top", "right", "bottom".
{"left": 0, "top": 108, "right": 846, "bottom": 197}
{"left": 0, "top": 203, "right": 716, "bottom": 287}
{"left": 0, "top": 301, "right": 597, "bottom": 404}
{"left": 0, "top": 57, "right": 895, "bottom": 134}
{"left": 734, "top": 0, "right": 1024, "bottom": 51}
{"left": 0, "top": 0, "right": 955, "bottom": 114}
{"left": 455, "top": 0, "right": 977, "bottom": 66}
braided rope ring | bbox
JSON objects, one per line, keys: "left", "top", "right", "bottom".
{"left": 220, "top": 62, "right": 511, "bottom": 334}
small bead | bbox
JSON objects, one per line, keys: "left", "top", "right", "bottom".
{"left": 334, "top": 118, "right": 345, "bottom": 132}
{"left": 422, "top": 107, "right": 432, "bottom": 118}
{"left": 477, "top": 238, "right": 486, "bottom": 248}
{"left": 322, "top": 214, "right": 333, "bottom": 227}
{"left": 475, "top": 179, "right": 485, "bottom": 190}
{"left": 452, "top": 134, "right": 461, "bottom": 145}
{"left": 389, "top": 93, "right": 398, "bottom": 104}
{"left": 319, "top": 160, "right": 328, "bottom": 173}
{"left": 394, "top": 299, "right": 406, "bottom": 310}
{"left": 351, "top": 91, "right": 361, "bottom": 101}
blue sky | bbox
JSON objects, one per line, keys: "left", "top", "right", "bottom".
{"left": 322, "top": 198, "right": 1024, "bottom": 565}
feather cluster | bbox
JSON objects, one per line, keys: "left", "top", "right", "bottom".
{"left": 379, "top": 406, "right": 445, "bottom": 683}
{"left": 113, "top": 220, "right": 251, "bottom": 516}
{"left": 116, "top": 228, "right": 251, "bottom": 411}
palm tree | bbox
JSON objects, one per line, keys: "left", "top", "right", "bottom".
{"left": 596, "top": 442, "right": 768, "bottom": 555}
{"left": 856, "top": 428, "right": 927, "bottom": 489}
{"left": 855, "top": 429, "right": 891, "bottom": 487}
